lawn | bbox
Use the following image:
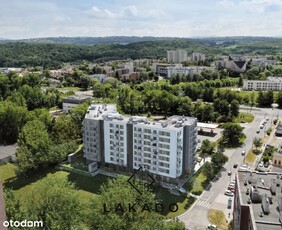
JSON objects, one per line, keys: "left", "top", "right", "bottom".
{"left": 238, "top": 91, "right": 280, "bottom": 102}
{"left": 191, "top": 172, "right": 206, "bottom": 194}
{"left": 244, "top": 150, "right": 257, "bottom": 164}
{"left": 208, "top": 209, "right": 228, "bottom": 230}
{"left": 0, "top": 163, "right": 110, "bottom": 205}
{"left": 233, "top": 112, "right": 254, "bottom": 123}
{"left": 0, "top": 163, "right": 196, "bottom": 218}
{"left": 154, "top": 186, "right": 196, "bottom": 218}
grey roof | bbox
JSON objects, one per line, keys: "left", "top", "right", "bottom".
{"left": 238, "top": 171, "right": 282, "bottom": 229}
{"left": 84, "top": 103, "right": 197, "bottom": 129}
{"left": 62, "top": 96, "right": 92, "bottom": 104}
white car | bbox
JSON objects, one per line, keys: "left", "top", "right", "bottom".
{"left": 225, "top": 190, "right": 234, "bottom": 196}
{"left": 259, "top": 162, "right": 263, "bottom": 167}
{"left": 207, "top": 224, "right": 218, "bottom": 230}
{"left": 242, "top": 150, "right": 246, "bottom": 156}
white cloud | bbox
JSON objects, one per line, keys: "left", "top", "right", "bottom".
{"left": 217, "top": 0, "right": 235, "bottom": 8}
{"left": 0, "top": 0, "right": 281, "bottom": 39}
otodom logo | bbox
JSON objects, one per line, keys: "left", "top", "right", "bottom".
{"left": 127, "top": 166, "right": 155, "bottom": 194}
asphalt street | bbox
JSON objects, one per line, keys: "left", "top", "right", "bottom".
{"left": 178, "top": 106, "right": 282, "bottom": 230}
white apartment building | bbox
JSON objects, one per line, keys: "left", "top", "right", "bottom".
{"left": 83, "top": 104, "right": 197, "bottom": 181}
{"left": 167, "top": 50, "right": 188, "bottom": 63}
{"left": 132, "top": 116, "right": 197, "bottom": 178}
{"left": 166, "top": 66, "right": 216, "bottom": 78}
{"left": 243, "top": 77, "right": 282, "bottom": 91}
{"left": 192, "top": 52, "right": 206, "bottom": 62}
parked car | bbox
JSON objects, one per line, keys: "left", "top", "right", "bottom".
{"left": 264, "top": 162, "right": 269, "bottom": 168}
{"left": 228, "top": 171, "right": 232, "bottom": 176}
{"left": 228, "top": 198, "right": 232, "bottom": 208}
{"left": 259, "top": 162, "right": 264, "bottom": 167}
{"left": 233, "top": 164, "right": 238, "bottom": 168}
{"left": 225, "top": 190, "right": 234, "bottom": 196}
{"left": 256, "top": 130, "right": 260, "bottom": 133}
{"left": 241, "top": 150, "right": 246, "bottom": 156}
{"left": 246, "top": 188, "right": 250, "bottom": 195}
{"left": 207, "top": 224, "right": 218, "bottom": 230}
{"left": 228, "top": 183, "right": 235, "bottom": 188}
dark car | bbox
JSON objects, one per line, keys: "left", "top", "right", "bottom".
{"left": 264, "top": 162, "right": 269, "bottom": 168}
{"left": 233, "top": 164, "right": 238, "bottom": 168}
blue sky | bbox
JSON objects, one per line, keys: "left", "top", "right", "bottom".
{"left": 1, "top": 0, "right": 282, "bottom": 39}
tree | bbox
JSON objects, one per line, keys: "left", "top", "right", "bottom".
{"left": 222, "top": 123, "right": 244, "bottom": 146}
{"left": 211, "top": 151, "right": 228, "bottom": 171}
{"left": 238, "top": 76, "right": 243, "bottom": 86}
{"left": 202, "top": 162, "right": 214, "bottom": 180}
{"left": 21, "top": 73, "right": 41, "bottom": 87}
{"left": 0, "top": 74, "right": 10, "bottom": 100}
{"left": 79, "top": 75, "right": 91, "bottom": 90}
{"left": 19, "top": 85, "right": 46, "bottom": 110}
{"left": 6, "top": 92, "right": 27, "bottom": 107}
{"left": 88, "top": 176, "right": 185, "bottom": 230}
{"left": 16, "top": 120, "right": 52, "bottom": 174}
{"left": 257, "top": 91, "right": 273, "bottom": 107}
{"left": 50, "top": 115, "right": 80, "bottom": 144}
{"left": 4, "top": 189, "right": 26, "bottom": 221}
{"left": 202, "top": 104, "right": 215, "bottom": 122}
{"left": 177, "top": 96, "right": 193, "bottom": 116}
{"left": 0, "top": 101, "right": 28, "bottom": 144}
{"left": 253, "top": 137, "right": 263, "bottom": 151}
{"left": 201, "top": 139, "right": 214, "bottom": 162}
{"left": 277, "top": 92, "right": 282, "bottom": 108}
{"left": 70, "top": 101, "right": 91, "bottom": 131}
{"left": 214, "top": 99, "right": 230, "bottom": 117}
{"left": 230, "top": 99, "right": 239, "bottom": 118}
{"left": 26, "top": 175, "right": 82, "bottom": 230}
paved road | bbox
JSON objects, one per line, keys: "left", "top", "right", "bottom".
{"left": 178, "top": 107, "right": 282, "bottom": 230}
{"left": 0, "top": 144, "right": 17, "bottom": 161}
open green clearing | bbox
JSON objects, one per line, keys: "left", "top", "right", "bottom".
{"left": 191, "top": 172, "right": 206, "bottom": 194}
{"left": 233, "top": 112, "right": 254, "bottom": 123}
{"left": 208, "top": 209, "right": 228, "bottom": 230}
{"left": 0, "top": 163, "right": 197, "bottom": 218}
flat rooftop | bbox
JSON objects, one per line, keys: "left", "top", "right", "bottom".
{"left": 238, "top": 171, "right": 282, "bottom": 230}
{"left": 197, "top": 122, "right": 218, "bottom": 129}
{"left": 84, "top": 103, "right": 197, "bottom": 129}
{"left": 62, "top": 96, "right": 92, "bottom": 104}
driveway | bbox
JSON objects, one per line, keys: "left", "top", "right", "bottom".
{"left": 0, "top": 143, "right": 17, "bottom": 161}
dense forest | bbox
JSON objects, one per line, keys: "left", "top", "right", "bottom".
{"left": 0, "top": 37, "right": 281, "bottom": 67}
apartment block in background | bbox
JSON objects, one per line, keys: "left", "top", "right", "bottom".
{"left": 62, "top": 96, "right": 91, "bottom": 113}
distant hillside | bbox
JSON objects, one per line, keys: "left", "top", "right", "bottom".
{"left": 0, "top": 37, "right": 281, "bottom": 68}
{"left": 0, "top": 40, "right": 217, "bottom": 67}
{"left": 1, "top": 36, "right": 193, "bottom": 45}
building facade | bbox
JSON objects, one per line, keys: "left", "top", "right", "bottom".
{"left": 83, "top": 104, "right": 197, "bottom": 181}
{"left": 167, "top": 50, "right": 188, "bottom": 63}
{"left": 243, "top": 77, "right": 282, "bottom": 91}
{"left": 62, "top": 96, "right": 92, "bottom": 113}
{"left": 192, "top": 52, "right": 206, "bottom": 62}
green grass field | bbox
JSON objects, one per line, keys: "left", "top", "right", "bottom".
{"left": 0, "top": 163, "right": 196, "bottom": 218}
{"left": 245, "top": 150, "right": 257, "bottom": 164}
{"left": 0, "top": 163, "right": 109, "bottom": 205}
{"left": 208, "top": 209, "right": 228, "bottom": 230}
{"left": 191, "top": 172, "right": 206, "bottom": 194}
{"left": 233, "top": 112, "right": 254, "bottom": 123}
